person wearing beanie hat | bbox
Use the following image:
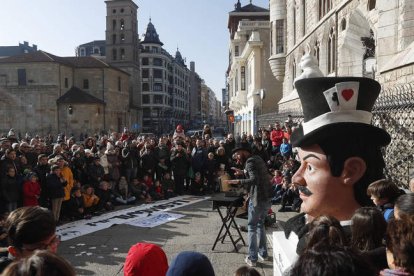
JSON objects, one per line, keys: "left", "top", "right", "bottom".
{"left": 124, "top": 243, "right": 168, "bottom": 276}
{"left": 279, "top": 75, "right": 391, "bottom": 265}
{"left": 166, "top": 251, "right": 215, "bottom": 276}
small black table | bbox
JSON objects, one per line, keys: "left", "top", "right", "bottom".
{"left": 210, "top": 193, "right": 246, "bottom": 252}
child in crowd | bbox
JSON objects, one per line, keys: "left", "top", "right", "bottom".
{"left": 65, "top": 186, "right": 88, "bottom": 220}
{"left": 161, "top": 172, "right": 175, "bottom": 199}
{"left": 150, "top": 180, "right": 164, "bottom": 200}
{"left": 304, "top": 215, "right": 347, "bottom": 252}
{"left": 278, "top": 181, "right": 301, "bottom": 212}
{"left": 130, "top": 178, "right": 152, "bottom": 203}
{"left": 271, "top": 170, "right": 283, "bottom": 199}
{"left": 82, "top": 185, "right": 100, "bottom": 214}
{"left": 279, "top": 137, "right": 292, "bottom": 160}
{"left": 351, "top": 207, "right": 388, "bottom": 272}
{"left": 22, "top": 172, "right": 41, "bottom": 206}
{"left": 394, "top": 194, "right": 414, "bottom": 219}
{"left": 190, "top": 172, "right": 205, "bottom": 195}
{"left": 272, "top": 176, "right": 290, "bottom": 205}
{"left": 95, "top": 181, "right": 115, "bottom": 211}
{"left": 234, "top": 266, "right": 261, "bottom": 276}
{"left": 367, "top": 179, "right": 404, "bottom": 221}
{"left": 288, "top": 244, "right": 376, "bottom": 276}
{"left": 382, "top": 216, "right": 414, "bottom": 275}
{"left": 143, "top": 174, "right": 154, "bottom": 190}
{"left": 1, "top": 167, "right": 19, "bottom": 212}
{"left": 351, "top": 207, "right": 387, "bottom": 251}
{"left": 115, "top": 176, "right": 136, "bottom": 205}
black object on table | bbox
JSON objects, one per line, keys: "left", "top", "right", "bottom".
{"left": 210, "top": 193, "right": 246, "bottom": 252}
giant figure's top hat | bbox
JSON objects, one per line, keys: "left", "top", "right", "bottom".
{"left": 290, "top": 77, "right": 391, "bottom": 147}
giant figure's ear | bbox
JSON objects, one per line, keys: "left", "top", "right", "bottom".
{"left": 341, "top": 157, "right": 366, "bottom": 186}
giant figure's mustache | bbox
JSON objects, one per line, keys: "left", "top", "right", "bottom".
{"left": 296, "top": 185, "right": 313, "bottom": 196}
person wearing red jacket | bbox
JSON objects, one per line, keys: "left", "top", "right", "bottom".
{"left": 270, "top": 122, "right": 284, "bottom": 155}
{"left": 22, "top": 172, "right": 41, "bottom": 206}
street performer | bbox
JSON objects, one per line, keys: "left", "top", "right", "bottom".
{"left": 283, "top": 75, "right": 391, "bottom": 256}
{"left": 226, "top": 144, "right": 272, "bottom": 267}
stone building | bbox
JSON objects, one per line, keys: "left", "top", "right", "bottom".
{"left": 227, "top": 0, "right": 283, "bottom": 135}
{"left": 105, "top": 0, "right": 141, "bottom": 131}
{"left": 140, "top": 19, "right": 191, "bottom": 134}
{"left": 269, "top": 0, "right": 414, "bottom": 111}
{"left": 0, "top": 51, "right": 130, "bottom": 136}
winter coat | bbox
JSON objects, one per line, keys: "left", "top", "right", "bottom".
{"left": 45, "top": 173, "right": 67, "bottom": 199}
{"left": 22, "top": 180, "right": 41, "bottom": 206}
{"left": 170, "top": 149, "right": 189, "bottom": 176}
{"left": 1, "top": 175, "right": 20, "bottom": 202}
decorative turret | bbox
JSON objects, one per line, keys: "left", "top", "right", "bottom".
{"left": 175, "top": 48, "right": 186, "bottom": 66}
{"left": 142, "top": 19, "right": 164, "bottom": 46}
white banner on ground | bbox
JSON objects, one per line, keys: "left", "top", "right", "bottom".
{"left": 126, "top": 212, "right": 185, "bottom": 228}
{"left": 57, "top": 196, "right": 209, "bottom": 241}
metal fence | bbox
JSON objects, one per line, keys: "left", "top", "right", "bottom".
{"left": 258, "top": 83, "right": 414, "bottom": 188}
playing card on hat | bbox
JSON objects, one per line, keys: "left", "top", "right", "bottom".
{"left": 323, "top": 86, "right": 340, "bottom": 112}
{"left": 335, "top": 82, "right": 359, "bottom": 110}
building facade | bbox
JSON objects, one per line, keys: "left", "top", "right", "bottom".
{"left": 269, "top": 0, "right": 414, "bottom": 111}
{"left": 140, "top": 20, "right": 191, "bottom": 134}
{"left": 227, "top": 0, "right": 283, "bottom": 135}
{"left": 0, "top": 51, "right": 130, "bottom": 136}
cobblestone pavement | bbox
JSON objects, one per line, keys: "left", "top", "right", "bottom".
{"left": 59, "top": 197, "right": 297, "bottom": 276}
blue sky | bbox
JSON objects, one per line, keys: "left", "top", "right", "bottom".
{"left": 0, "top": 0, "right": 269, "bottom": 100}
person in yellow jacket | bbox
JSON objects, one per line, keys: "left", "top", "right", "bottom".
{"left": 53, "top": 156, "right": 74, "bottom": 201}
{"left": 82, "top": 185, "right": 100, "bottom": 214}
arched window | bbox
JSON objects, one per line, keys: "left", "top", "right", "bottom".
{"left": 112, "top": 19, "right": 116, "bottom": 30}
{"left": 328, "top": 27, "right": 336, "bottom": 73}
{"left": 120, "top": 19, "right": 125, "bottom": 30}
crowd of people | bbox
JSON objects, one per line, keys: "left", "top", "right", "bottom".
{"left": 0, "top": 120, "right": 299, "bottom": 224}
